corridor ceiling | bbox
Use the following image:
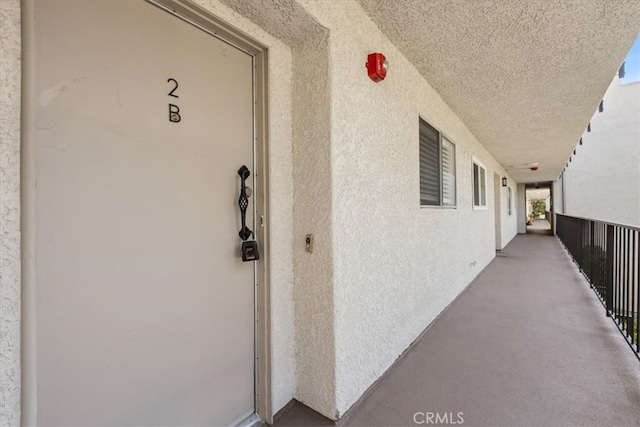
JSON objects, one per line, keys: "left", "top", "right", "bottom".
{"left": 358, "top": 0, "right": 640, "bottom": 183}
{"left": 526, "top": 188, "right": 551, "bottom": 201}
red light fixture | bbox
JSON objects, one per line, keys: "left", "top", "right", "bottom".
{"left": 366, "top": 53, "right": 388, "bottom": 82}
{"left": 506, "top": 162, "right": 539, "bottom": 172}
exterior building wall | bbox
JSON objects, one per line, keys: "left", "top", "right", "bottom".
{"left": 299, "top": 1, "right": 519, "bottom": 415}
{"left": 0, "top": 0, "right": 521, "bottom": 423}
{"left": 0, "top": 1, "right": 22, "bottom": 426}
{"left": 554, "top": 177, "right": 565, "bottom": 215}
{"left": 563, "top": 76, "right": 640, "bottom": 226}
{"left": 553, "top": 177, "right": 564, "bottom": 235}
{"left": 289, "top": 27, "right": 337, "bottom": 418}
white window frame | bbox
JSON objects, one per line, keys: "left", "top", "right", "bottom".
{"left": 419, "top": 117, "right": 457, "bottom": 208}
{"left": 507, "top": 186, "right": 512, "bottom": 216}
{"left": 472, "top": 157, "right": 487, "bottom": 210}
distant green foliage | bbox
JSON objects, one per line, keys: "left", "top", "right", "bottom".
{"left": 531, "top": 200, "right": 546, "bottom": 217}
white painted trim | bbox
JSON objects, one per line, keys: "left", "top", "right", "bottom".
{"left": 471, "top": 156, "right": 488, "bottom": 210}
{"left": 21, "top": 0, "right": 37, "bottom": 424}
{"left": 231, "top": 410, "right": 260, "bottom": 427}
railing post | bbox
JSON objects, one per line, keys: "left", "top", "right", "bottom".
{"left": 605, "top": 224, "right": 614, "bottom": 317}
{"left": 590, "top": 221, "right": 595, "bottom": 287}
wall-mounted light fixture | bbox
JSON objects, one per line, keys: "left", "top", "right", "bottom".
{"left": 366, "top": 53, "right": 388, "bottom": 82}
{"left": 501, "top": 177, "right": 507, "bottom": 187}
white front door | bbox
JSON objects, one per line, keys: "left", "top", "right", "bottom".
{"left": 35, "top": 1, "right": 256, "bottom": 425}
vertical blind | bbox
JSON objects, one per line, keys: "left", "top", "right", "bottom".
{"left": 480, "top": 166, "right": 486, "bottom": 206}
{"left": 441, "top": 137, "right": 456, "bottom": 206}
{"left": 419, "top": 119, "right": 440, "bottom": 205}
{"left": 473, "top": 163, "right": 480, "bottom": 205}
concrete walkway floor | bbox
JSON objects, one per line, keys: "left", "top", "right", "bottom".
{"left": 526, "top": 219, "right": 553, "bottom": 236}
{"left": 273, "top": 234, "right": 640, "bottom": 427}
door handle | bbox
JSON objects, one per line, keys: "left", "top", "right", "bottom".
{"left": 237, "top": 165, "right": 259, "bottom": 262}
{"left": 237, "top": 165, "right": 253, "bottom": 241}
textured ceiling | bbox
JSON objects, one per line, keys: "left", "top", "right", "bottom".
{"left": 358, "top": 0, "right": 640, "bottom": 183}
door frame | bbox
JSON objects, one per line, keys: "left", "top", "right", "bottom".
{"left": 21, "top": 0, "right": 273, "bottom": 423}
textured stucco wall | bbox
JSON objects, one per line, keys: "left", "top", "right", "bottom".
{"left": 2, "top": 0, "right": 528, "bottom": 422}
{"left": 553, "top": 179, "right": 564, "bottom": 235}
{"left": 554, "top": 177, "right": 564, "bottom": 215}
{"left": 0, "top": 0, "right": 22, "bottom": 425}
{"left": 290, "top": 36, "right": 336, "bottom": 418}
{"left": 297, "top": 1, "right": 518, "bottom": 415}
{"left": 563, "top": 77, "right": 640, "bottom": 226}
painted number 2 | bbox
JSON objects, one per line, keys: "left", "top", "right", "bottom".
{"left": 167, "top": 78, "right": 181, "bottom": 123}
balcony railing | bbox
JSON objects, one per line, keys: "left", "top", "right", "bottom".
{"left": 557, "top": 214, "right": 639, "bottom": 358}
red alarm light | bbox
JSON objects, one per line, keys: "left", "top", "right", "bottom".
{"left": 366, "top": 53, "right": 388, "bottom": 82}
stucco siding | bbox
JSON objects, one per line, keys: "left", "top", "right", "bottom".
{"left": 298, "top": 1, "right": 519, "bottom": 415}
{"left": 0, "top": 0, "right": 22, "bottom": 425}
{"left": 0, "top": 0, "right": 527, "bottom": 423}
{"left": 563, "top": 77, "right": 640, "bottom": 226}
{"left": 290, "top": 30, "right": 336, "bottom": 418}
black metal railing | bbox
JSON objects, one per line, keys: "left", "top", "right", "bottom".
{"left": 557, "top": 214, "right": 639, "bottom": 358}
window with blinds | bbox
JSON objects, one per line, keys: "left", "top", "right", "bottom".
{"left": 419, "top": 118, "right": 456, "bottom": 207}
{"left": 441, "top": 137, "right": 456, "bottom": 206}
